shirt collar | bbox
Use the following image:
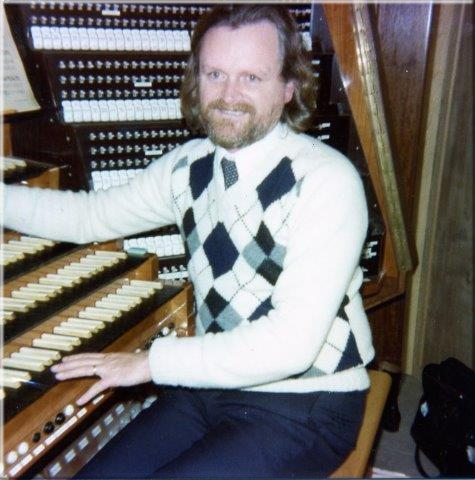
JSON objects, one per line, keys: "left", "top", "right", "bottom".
{"left": 214, "top": 122, "right": 292, "bottom": 186}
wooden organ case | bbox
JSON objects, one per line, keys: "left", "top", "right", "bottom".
{"left": 2, "top": 1, "right": 431, "bottom": 478}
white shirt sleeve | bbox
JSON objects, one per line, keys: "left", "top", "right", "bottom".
{"left": 148, "top": 157, "right": 368, "bottom": 389}
{"left": 2, "top": 152, "right": 177, "bottom": 243}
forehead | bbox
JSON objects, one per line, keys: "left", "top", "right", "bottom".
{"left": 199, "top": 21, "right": 282, "bottom": 73}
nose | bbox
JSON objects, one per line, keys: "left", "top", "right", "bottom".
{"left": 221, "top": 77, "right": 242, "bottom": 104}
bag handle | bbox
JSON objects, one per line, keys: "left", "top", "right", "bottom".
{"left": 415, "top": 446, "right": 439, "bottom": 478}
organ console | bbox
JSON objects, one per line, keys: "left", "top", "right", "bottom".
{"left": 2, "top": 240, "right": 194, "bottom": 478}
{"left": 3, "top": 1, "right": 426, "bottom": 477}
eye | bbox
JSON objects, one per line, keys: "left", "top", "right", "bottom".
{"left": 247, "top": 74, "right": 261, "bottom": 83}
{"left": 207, "top": 71, "right": 222, "bottom": 80}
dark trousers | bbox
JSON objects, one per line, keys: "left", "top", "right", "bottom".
{"left": 76, "top": 387, "right": 367, "bottom": 479}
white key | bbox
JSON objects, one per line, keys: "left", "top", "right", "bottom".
{"left": 56, "top": 268, "right": 91, "bottom": 279}
{"left": 62, "top": 100, "right": 74, "bottom": 122}
{"left": 116, "top": 286, "right": 153, "bottom": 298}
{"left": 90, "top": 100, "right": 101, "bottom": 121}
{"left": 88, "top": 28, "right": 99, "bottom": 50}
{"left": 96, "top": 28, "right": 107, "bottom": 50}
{"left": 9, "top": 239, "right": 46, "bottom": 251}
{"left": 4, "top": 243, "right": 38, "bottom": 254}
{"left": 64, "top": 262, "right": 99, "bottom": 271}
{"left": 26, "top": 283, "right": 62, "bottom": 293}
{"left": 173, "top": 30, "right": 183, "bottom": 51}
{"left": 41, "top": 333, "right": 80, "bottom": 345}
{"left": 50, "top": 26, "right": 62, "bottom": 49}
{"left": 0, "top": 310, "right": 15, "bottom": 322}
{"left": 39, "top": 275, "right": 76, "bottom": 287}
{"left": 130, "top": 279, "right": 163, "bottom": 289}
{"left": 106, "top": 293, "right": 141, "bottom": 304}
{"left": 83, "top": 306, "right": 121, "bottom": 316}
{"left": 78, "top": 309, "right": 117, "bottom": 322}
{"left": 19, "top": 236, "right": 54, "bottom": 247}
{"left": 40, "top": 26, "right": 52, "bottom": 49}
{"left": 131, "top": 29, "right": 142, "bottom": 50}
{"left": 167, "top": 98, "right": 177, "bottom": 119}
{"left": 95, "top": 300, "right": 131, "bottom": 311}
{"left": 94, "top": 250, "right": 127, "bottom": 259}
{"left": 2, "top": 297, "right": 35, "bottom": 310}
{"left": 31, "top": 26, "right": 43, "bottom": 49}
{"left": 158, "top": 99, "right": 168, "bottom": 119}
{"left": 142, "top": 99, "right": 152, "bottom": 120}
{"left": 157, "top": 30, "right": 167, "bottom": 51}
{"left": 19, "top": 347, "right": 60, "bottom": 361}
{"left": 2, "top": 368, "right": 32, "bottom": 381}
{"left": 11, "top": 352, "right": 53, "bottom": 366}
{"left": 175, "top": 99, "right": 182, "bottom": 118}
{"left": 59, "top": 26, "right": 71, "bottom": 49}
{"left": 11, "top": 290, "right": 50, "bottom": 301}
{"left": 1, "top": 377, "right": 22, "bottom": 389}
{"left": 64, "top": 318, "right": 105, "bottom": 331}
{"left": 71, "top": 100, "right": 84, "bottom": 122}
{"left": 165, "top": 30, "right": 174, "bottom": 51}
{"left": 98, "top": 100, "right": 110, "bottom": 121}
{"left": 140, "top": 30, "right": 150, "bottom": 50}
{"left": 69, "top": 27, "right": 80, "bottom": 50}
{"left": 150, "top": 99, "right": 160, "bottom": 120}
{"left": 54, "top": 326, "right": 92, "bottom": 338}
{"left": 125, "top": 99, "right": 135, "bottom": 121}
{"left": 182, "top": 30, "right": 191, "bottom": 51}
{"left": 32, "top": 338, "right": 74, "bottom": 351}
{"left": 114, "top": 29, "right": 125, "bottom": 50}
{"left": 133, "top": 99, "right": 144, "bottom": 120}
{"left": 83, "top": 255, "right": 116, "bottom": 266}
{"left": 81, "top": 101, "right": 92, "bottom": 122}
{"left": 148, "top": 30, "right": 159, "bottom": 50}
{"left": 116, "top": 99, "right": 127, "bottom": 120}
{"left": 106, "top": 28, "right": 116, "bottom": 50}
{"left": 85, "top": 254, "right": 118, "bottom": 264}
{"left": 108, "top": 100, "right": 118, "bottom": 121}
{"left": 2, "top": 357, "right": 45, "bottom": 372}
{"left": 123, "top": 29, "right": 133, "bottom": 51}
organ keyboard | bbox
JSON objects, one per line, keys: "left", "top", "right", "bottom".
{"left": 1, "top": 155, "right": 69, "bottom": 190}
{"left": 2, "top": 241, "right": 194, "bottom": 478}
{"left": 1, "top": 233, "right": 76, "bottom": 282}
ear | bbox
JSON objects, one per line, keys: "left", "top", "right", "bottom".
{"left": 283, "top": 80, "right": 295, "bottom": 104}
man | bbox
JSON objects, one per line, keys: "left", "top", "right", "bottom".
{"left": 3, "top": 5, "right": 374, "bottom": 478}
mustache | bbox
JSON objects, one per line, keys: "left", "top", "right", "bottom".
{"left": 206, "top": 99, "right": 255, "bottom": 115}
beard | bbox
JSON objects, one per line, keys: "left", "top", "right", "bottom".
{"left": 200, "top": 98, "right": 282, "bottom": 150}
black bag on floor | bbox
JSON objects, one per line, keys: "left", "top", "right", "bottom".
{"left": 411, "top": 357, "right": 475, "bottom": 477}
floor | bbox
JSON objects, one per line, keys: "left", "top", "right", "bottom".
{"left": 371, "top": 374, "right": 439, "bottom": 478}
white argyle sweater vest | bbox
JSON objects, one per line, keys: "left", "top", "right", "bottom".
{"left": 169, "top": 136, "right": 371, "bottom": 387}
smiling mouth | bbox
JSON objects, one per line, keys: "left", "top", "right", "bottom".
{"left": 214, "top": 108, "right": 248, "bottom": 117}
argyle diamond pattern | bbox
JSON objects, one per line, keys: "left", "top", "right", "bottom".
{"left": 170, "top": 150, "right": 366, "bottom": 376}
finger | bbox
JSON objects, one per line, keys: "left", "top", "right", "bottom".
{"left": 76, "top": 380, "right": 109, "bottom": 406}
{"left": 54, "top": 363, "right": 97, "bottom": 380}
{"left": 61, "top": 353, "right": 106, "bottom": 363}
{"left": 52, "top": 355, "right": 105, "bottom": 373}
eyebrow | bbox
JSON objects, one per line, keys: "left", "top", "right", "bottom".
{"left": 200, "top": 63, "right": 273, "bottom": 78}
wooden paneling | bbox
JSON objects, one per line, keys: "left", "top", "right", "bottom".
{"left": 407, "top": 4, "right": 473, "bottom": 375}
{"left": 367, "top": 4, "right": 434, "bottom": 369}
{"left": 371, "top": 4, "right": 434, "bottom": 241}
{"left": 3, "top": 123, "right": 13, "bottom": 155}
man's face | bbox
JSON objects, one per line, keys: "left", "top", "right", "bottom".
{"left": 198, "top": 21, "right": 295, "bottom": 151}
